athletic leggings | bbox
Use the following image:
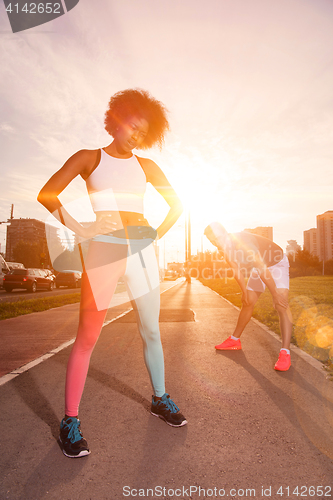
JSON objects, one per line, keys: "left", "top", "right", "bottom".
{"left": 65, "top": 226, "right": 165, "bottom": 417}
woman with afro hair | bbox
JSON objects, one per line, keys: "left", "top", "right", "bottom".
{"left": 38, "top": 89, "right": 187, "bottom": 458}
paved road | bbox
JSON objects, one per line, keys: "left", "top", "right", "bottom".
{"left": 0, "top": 280, "right": 332, "bottom": 500}
{"left": 0, "top": 281, "right": 174, "bottom": 378}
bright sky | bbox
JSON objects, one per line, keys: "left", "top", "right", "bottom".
{"left": 1, "top": 0, "right": 333, "bottom": 265}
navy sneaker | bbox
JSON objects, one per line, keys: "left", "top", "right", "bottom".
{"left": 151, "top": 393, "right": 187, "bottom": 427}
{"left": 59, "top": 416, "right": 90, "bottom": 458}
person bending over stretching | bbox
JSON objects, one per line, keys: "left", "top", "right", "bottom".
{"left": 38, "top": 89, "right": 187, "bottom": 458}
{"left": 204, "top": 222, "right": 292, "bottom": 372}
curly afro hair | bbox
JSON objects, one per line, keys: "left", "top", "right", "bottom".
{"left": 104, "top": 88, "right": 170, "bottom": 150}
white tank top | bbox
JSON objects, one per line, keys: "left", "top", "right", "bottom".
{"left": 86, "top": 149, "right": 146, "bottom": 213}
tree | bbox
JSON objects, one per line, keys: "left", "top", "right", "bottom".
{"left": 12, "top": 239, "right": 51, "bottom": 268}
{"left": 286, "top": 240, "right": 302, "bottom": 260}
{"left": 323, "top": 259, "right": 333, "bottom": 275}
{"left": 53, "top": 246, "right": 83, "bottom": 272}
{"left": 288, "top": 249, "right": 321, "bottom": 278}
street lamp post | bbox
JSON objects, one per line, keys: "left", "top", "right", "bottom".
{"left": 185, "top": 209, "right": 191, "bottom": 262}
{"left": 188, "top": 210, "right": 191, "bottom": 260}
{"left": 185, "top": 214, "right": 188, "bottom": 261}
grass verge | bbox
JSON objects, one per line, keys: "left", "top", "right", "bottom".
{"left": 0, "top": 293, "right": 81, "bottom": 321}
{"left": 200, "top": 276, "right": 333, "bottom": 377}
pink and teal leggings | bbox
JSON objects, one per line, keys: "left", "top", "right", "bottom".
{"left": 65, "top": 234, "right": 165, "bottom": 417}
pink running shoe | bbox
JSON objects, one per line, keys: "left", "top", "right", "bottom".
{"left": 215, "top": 336, "right": 242, "bottom": 350}
{"left": 274, "top": 351, "right": 291, "bottom": 371}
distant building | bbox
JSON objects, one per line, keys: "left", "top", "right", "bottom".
{"left": 303, "top": 228, "right": 318, "bottom": 256}
{"left": 317, "top": 210, "right": 333, "bottom": 262}
{"left": 5, "top": 218, "right": 58, "bottom": 261}
{"left": 244, "top": 226, "right": 273, "bottom": 241}
{"left": 73, "top": 222, "right": 91, "bottom": 256}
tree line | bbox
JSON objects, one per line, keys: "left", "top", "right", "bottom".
{"left": 10, "top": 239, "right": 83, "bottom": 272}
{"left": 187, "top": 249, "right": 333, "bottom": 279}
{"left": 9, "top": 240, "right": 333, "bottom": 277}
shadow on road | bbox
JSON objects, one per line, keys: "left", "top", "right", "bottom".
{"left": 12, "top": 371, "right": 60, "bottom": 441}
{"left": 216, "top": 349, "right": 333, "bottom": 459}
{"left": 17, "top": 444, "right": 87, "bottom": 500}
{"left": 87, "top": 366, "right": 151, "bottom": 411}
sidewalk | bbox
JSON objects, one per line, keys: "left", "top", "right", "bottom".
{"left": 0, "top": 280, "right": 332, "bottom": 500}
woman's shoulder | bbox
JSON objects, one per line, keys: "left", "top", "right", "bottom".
{"left": 135, "top": 156, "right": 163, "bottom": 181}
{"left": 71, "top": 149, "right": 101, "bottom": 179}
{"left": 135, "top": 156, "right": 157, "bottom": 168}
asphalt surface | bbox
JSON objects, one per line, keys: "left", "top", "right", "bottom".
{"left": 0, "top": 279, "right": 332, "bottom": 500}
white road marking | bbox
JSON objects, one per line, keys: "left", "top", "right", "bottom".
{"left": 0, "top": 279, "right": 183, "bottom": 386}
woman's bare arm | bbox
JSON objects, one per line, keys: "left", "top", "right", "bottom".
{"left": 138, "top": 157, "right": 183, "bottom": 239}
{"left": 37, "top": 149, "right": 114, "bottom": 238}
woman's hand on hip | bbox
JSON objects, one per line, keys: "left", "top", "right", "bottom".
{"left": 83, "top": 216, "right": 118, "bottom": 239}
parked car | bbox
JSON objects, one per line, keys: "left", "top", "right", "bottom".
{"left": 6, "top": 262, "right": 25, "bottom": 270}
{"left": 40, "top": 269, "right": 56, "bottom": 287}
{"left": 164, "top": 270, "right": 179, "bottom": 281}
{"left": 41, "top": 269, "right": 56, "bottom": 281}
{"left": 55, "top": 270, "right": 82, "bottom": 289}
{"left": 0, "top": 256, "right": 10, "bottom": 289}
{"left": 3, "top": 268, "right": 55, "bottom": 293}
{"left": 0, "top": 270, "right": 5, "bottom": 289}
